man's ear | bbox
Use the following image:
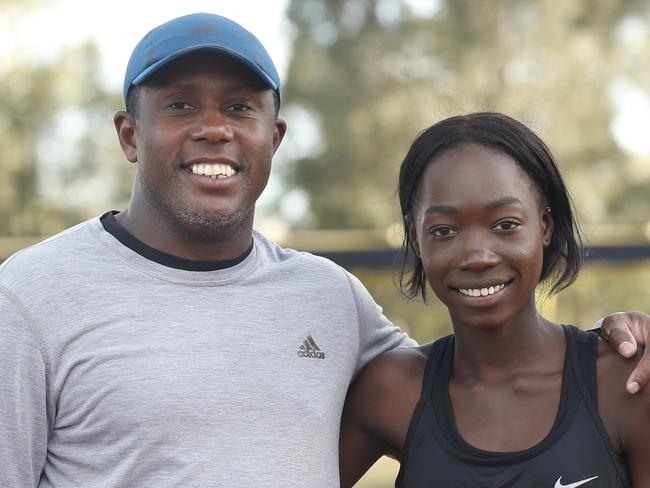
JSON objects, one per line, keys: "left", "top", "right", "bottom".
{"left": 407, "top": 215, "right": 421, "bottom": 258}
{"left": 541, "top": 206, "right": 554, "bottom": 247}
{"left": 114, "top": 110, "right": 138, "bottom": 163}
{"left": 272, "top": 117, "right": 287, "bottom": 155}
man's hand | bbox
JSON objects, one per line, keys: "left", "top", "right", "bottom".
{"left": 598, "top": 311, "right": 650, "bottom": 394}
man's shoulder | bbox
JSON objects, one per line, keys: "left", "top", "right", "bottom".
{"left": 0, "top": 218, "right": 99, "bottom": 284}
{"left": 255, "top": 231, "right": 349, "bottom": 276}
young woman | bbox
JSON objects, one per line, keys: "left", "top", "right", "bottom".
{"left": 339, "top": 112, "right": 650, "bottom": 487}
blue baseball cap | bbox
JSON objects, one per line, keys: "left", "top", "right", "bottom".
{"left": 123, "top": 13, "right": 281, "bottom": 106}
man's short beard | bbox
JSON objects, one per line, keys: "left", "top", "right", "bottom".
{"left": 175, "top": 205, "right": 251, "bottom": 242}
{"left": 139, "top": 172, "right": 254, "bottom": 244}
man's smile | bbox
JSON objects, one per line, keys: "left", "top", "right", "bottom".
{"left": 191, "top": 163, "right": 238, "bottom": 179}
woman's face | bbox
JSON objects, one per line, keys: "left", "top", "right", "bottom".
{"left": 409, "top": 143, "right": 554, "bottom": 331}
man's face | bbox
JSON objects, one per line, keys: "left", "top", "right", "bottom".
{"left": 126, "top": 51, "right": 285, "bottom": 239}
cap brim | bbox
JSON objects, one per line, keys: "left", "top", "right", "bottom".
{"left": 131, "top": 44, "right": 279, "bottom": 93}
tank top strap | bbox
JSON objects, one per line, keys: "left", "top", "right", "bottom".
{"left": 396, "top": 334, "right": 453, "bottom": 487}
{"left": 562, "top": 324, "right": 598, "bottom": 403}
{"left": 421, "top": 334, "right": 454, "bottom": 398}
{"left": 562, "top": 324, "right": 628, "bottom": 483}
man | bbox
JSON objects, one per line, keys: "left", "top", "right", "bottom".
{"left": 0, "top": 12, "right": 648, "bottom": 487}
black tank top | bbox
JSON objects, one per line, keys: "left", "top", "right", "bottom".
{"left": 396, "top": 325, "right": 630, "bottom": 487}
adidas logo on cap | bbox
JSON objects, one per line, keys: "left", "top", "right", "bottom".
{"left": 298, "top": 335, "right": 325, "bottom": 359}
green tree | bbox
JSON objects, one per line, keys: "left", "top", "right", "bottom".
{"left": 0, "top": 2, "right": 130, "bottom": 239}
{"left": 283, "top": 0, "right": 650, "bottom": 230}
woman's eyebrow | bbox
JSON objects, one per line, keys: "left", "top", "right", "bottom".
{"left": 423, "top": 204, "right": 456, "bottom": 215}
{"left": 485, "top": 196, "right": 524, "bottom": 210}
{"left": 423, "top": 196, "right": 524, "bottom": 215}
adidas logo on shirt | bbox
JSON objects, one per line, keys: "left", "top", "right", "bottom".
{"left": 297, "top": 335, "right": 326, "bottom": 359}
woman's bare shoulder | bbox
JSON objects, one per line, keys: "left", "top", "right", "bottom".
{"left": 349, "top": 342, "right": 435, "bottom": 417}
{"left": 358, "top": 343, "right": 433, "bottom": 393}
{"left": 345, "top": 343, "right": 436, "bottom": 455}
{"left": 597, "top": 336, "right": 650, "bottom": 485}
{"left": 597, "top": 336, "right": 644, "bottom": 399}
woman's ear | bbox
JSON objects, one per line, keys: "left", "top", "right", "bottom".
{"left": 407, "top": 215, "right": 421, "bottom": 258}
{"left": 541, "top": 206, "right": 554, "bottom": 247}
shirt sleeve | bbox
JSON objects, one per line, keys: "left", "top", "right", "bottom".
{"left": 0, "top": 289, "right": 49, "bottom": 487}
{"left": 343, "top": 271, "right": 418, "bottom": 375}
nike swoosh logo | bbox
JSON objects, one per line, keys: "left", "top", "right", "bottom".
{"left": 554, "top": 475, "right": 598, "bottom": 488}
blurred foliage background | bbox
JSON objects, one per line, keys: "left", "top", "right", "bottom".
{"left": 1, "top": 0, "right": 650, "bottom": 486}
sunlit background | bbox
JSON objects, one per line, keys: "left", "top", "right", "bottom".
{"left": 2, "top": 0, "right": 650, "bottom": 485}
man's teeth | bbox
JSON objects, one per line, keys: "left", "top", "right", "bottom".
{"left": 458, "top": 283, "right": 506, "bottom": 297}
{"left": 191, "top": 164, "right": 236, "bottom": 179}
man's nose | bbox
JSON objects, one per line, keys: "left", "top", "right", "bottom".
{"left": 190, "top": 109, "right": 234, "bottom": 142}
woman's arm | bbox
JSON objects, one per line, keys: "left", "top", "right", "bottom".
{"left": 597, "top": 339, "right": 650, "bottom": 487}
{"left": 339, "top": 347, "right": 427, "bottom": 488}
{"left": 624, "top": 393, "right": 650, "bottom": 488}
{"left": 339, "top": 382, "right": 388, "bottom": 488}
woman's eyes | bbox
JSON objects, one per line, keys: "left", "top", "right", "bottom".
{"left": 430, "top": 226, "right": 458, "bottom": 237}
{"left": 493, "top": 219, "right": 521, "bottom": 232}
{"left": 428, "top": 219, "right": 521, "bottom": 238}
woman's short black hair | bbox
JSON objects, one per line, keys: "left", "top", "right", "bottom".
{"left": 398, "top": 112, "right": 584, "bottom": 301}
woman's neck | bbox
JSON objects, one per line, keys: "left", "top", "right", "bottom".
{"left": 449, "top": 305, "right": 564, "bottom": 382}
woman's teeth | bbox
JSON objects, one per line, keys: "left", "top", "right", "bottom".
{"left": 458, "top": 283, "right": 506, "bottom": 297}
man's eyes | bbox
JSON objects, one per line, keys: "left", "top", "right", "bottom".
{"left": 167, "top": 101, "right": 194, "bottom": 110}
{"left": 226, "top": 103, "right": 252, "bottom": 112}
